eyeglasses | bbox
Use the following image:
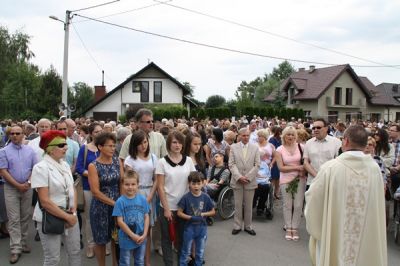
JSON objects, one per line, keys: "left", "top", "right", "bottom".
{"left": 140, "top": 120, "right": 153, "bottom": 124}
{"left": 10, "top": 132, "right": 22, "bottom": 135}
{"left": 389, "top": 130, "right": 398, "bottom": 132}
{"left": 313, "top": 126, "right": 323, "bottom": 130}
{"left": 48, "top": 143, "right": 68, "bottom": 148}
{"left": 58, "top": 128, "right": 67, "bottom": 130}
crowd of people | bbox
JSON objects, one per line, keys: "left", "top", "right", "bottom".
{"left": 0, "top": 110, "right": 399, "bottom": 266}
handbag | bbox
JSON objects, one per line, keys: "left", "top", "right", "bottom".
{"left": 74, "top": 145, "right": 88, "bottom": 211}
{"left": 42, "top": 207, "right": 68, "bottom": 234}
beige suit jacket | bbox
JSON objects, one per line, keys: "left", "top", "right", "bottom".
{"left": 229, "top": 142, "right": 260, "bottom": 189}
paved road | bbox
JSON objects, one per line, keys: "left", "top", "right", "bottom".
{"left": 1, "top": 199, "right": 400, "bottom": 265}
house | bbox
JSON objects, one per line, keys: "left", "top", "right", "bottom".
{"left": 83, "top": 62, "right": 196, "bottom": 121}
{"left": 265, "top": 64, "right": 400, "bottom": 122}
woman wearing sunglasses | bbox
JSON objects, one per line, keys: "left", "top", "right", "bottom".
{"left": 31, "top": 130, "right": 81, "bottom": 266}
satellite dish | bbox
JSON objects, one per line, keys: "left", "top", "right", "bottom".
{"left": 68, "top": 103, "right": 76, "bottom": 112}
{"left": 58, "top": 103, "right": 66, "bottom": 111}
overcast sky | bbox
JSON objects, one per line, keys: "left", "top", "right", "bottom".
{"left": 2, "top": 0, "right": 400, "bottom": 101}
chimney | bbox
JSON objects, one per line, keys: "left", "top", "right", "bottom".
{"left": 94, "top": 85, "right": 106, "bottom": 102}
{"left": 309, "top": 65, "right": 316, "bottom": 73}
{"left": 298, "top": 67, "right": 305, "bottom": 72}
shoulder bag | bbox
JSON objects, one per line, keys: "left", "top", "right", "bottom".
{"left": 74, "top": 145, "right": 88, "bottom": 211}
{"left": 40, "top": 165, "right": 70, "bottom": 235}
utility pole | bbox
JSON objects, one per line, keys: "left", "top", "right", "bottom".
{"left": 50, "top": 1, "right": 120, "bottom": 118}
{"left": 62, "top": 10, "right": 71, "bottom": 117}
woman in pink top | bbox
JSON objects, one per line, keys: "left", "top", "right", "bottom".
{"left": 275, "top": 126, "right": 305, "bottom": 241}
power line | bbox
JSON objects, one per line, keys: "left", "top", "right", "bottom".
{"left": 71, "top": 0, "right": 121, "bottom": 12}
{"left": 74, "top": 14, "right": 399, "bottom": 69}
{"left": 154, "top": 0, "right": 400, "bottom": 69}
{"left": 71, "top": 23, "right": 116, "bottom": 84}
{"left": 73, "top": 0, "right": 172, "bottom": 24}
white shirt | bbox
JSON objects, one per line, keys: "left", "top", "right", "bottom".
{"left": 304, "top": 135, "right": 342, "bottom": 185}
{"left": 124, "top": 154, "right": 158, "bottom": 187}
{"left": 155, "top": 156, "right": 195, "bottom": 210}
{"left": 28, "top": 137, "right": 44, "bottom": 163}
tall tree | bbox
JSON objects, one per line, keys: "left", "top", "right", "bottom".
{"left": 70, "top": 82, "right": 94, "bottom": 117}
{"left": 182, "top": 81, "right": 195, "bottom": 97}
{"left": 205, "top": 95, "right": 226, "bottom": 108}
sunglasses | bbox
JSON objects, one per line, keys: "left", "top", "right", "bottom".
{"left": 140, "top": 120, "right": 153, "bottom": 124}
{"left": 10, "top": 132, "right": 22, "bottom": 135}
{"left": 313, "top": 126, "right": 323, "bottom": 130}
{"left": 48, "top": 143, "right": 68, "bottom": 148}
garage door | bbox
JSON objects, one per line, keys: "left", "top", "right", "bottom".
{"left": 93, "top": 112, "right": 118, "bottom": 122}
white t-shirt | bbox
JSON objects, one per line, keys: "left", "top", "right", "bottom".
{"left": 28, "top": 137, "right": 44, "bottom": 163}
{"left": 124, "top": 154, "right": 158, "bottom": 188}
{"left": 155, "top": 156, "right": 196, "bottom": 211}
{"left": 31, "top": 158, "right": 75, "bottom": 222}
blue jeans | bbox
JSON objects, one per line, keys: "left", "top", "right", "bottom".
{"left": 119, "top": 240, "right": 147, "bottom": 266}
{"left": 179, "top": 224, "right": 207, "bottom": 266}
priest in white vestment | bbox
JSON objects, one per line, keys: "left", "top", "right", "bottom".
{"left": 305, "top": 125, "right": 387, "bottom": 266}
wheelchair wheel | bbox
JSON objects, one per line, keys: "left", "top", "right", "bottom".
{"left": 265, "top": 184, "right": 274, "bottom": 220}
{"left": 395, "top": 222, "right": 400, "bottom": 245}
{"left": 395, "top": 200, "right": 400, "bottom": 245}
{"left": 217, "top": 186, "right": 235, "bottom": 220}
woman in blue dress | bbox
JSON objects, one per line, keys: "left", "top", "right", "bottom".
{"left": 269, "top": 126, "right": 282, "bottom": 199}
{"left": 88, "top": 132, "right": 122, "bottom": 266}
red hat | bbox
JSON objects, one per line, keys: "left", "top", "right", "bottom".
{"left": 39, "top": 130, "right": 66, "bottom": 150}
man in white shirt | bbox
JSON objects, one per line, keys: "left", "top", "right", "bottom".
{"left": 303, "top": 118, "right": 342, "bottom": 186}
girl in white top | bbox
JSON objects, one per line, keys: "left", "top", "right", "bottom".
{"left": 156, "top": 130, "right": 196, "bottom": 265}
{"left": 123, "top": 130, "right": 158, "bottom": 266}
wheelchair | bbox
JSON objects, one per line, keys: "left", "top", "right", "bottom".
{"left": 206, "top": 178, "right": 235, "bottom": 220}
{"left": 394, "top": 193, "right": 400, "bottom": 245}
{"left": 253, "top": 180, "right": 274, "bottom": 220}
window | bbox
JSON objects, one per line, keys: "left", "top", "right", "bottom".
{"left": 132, "top": 81, "right": 141, "bottom": 92}
{"left": 345, "top": 88, "right": 353, "bottom": 105}
{"left": 334, "top": 87, "right": 342, "bottom": 105}
{"left": 304, "top": 110, "right": 311, "bottom": 118}
{"left": 154, "top": 81, "right": 162, "bottom": 102}
{"left": 328, "top": 111, "right": 338, "bottom": 123}
{"left": 139, "top": 81, "right": 149, "bottom": 102}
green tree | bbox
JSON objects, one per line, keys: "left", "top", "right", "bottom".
{"left": 205, "top": 95, "right": 226, "bottom": 108}
{"left": 38, "top": 66, "right": 62, "bottom": 116}
{"left": 182, "top": 81, "right": 195, "bottom": 97}
{"left": 270, "top": 60, "right": 295, "bottom": 81}
{"left": 70, "top": 82, "right": 94, "bottom": 117}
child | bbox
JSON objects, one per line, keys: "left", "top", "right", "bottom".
{"left": 205, "top": 152, "right": 230, "bottom": 199}
{"left": 178, "top": 172, "right": 215, "bottom": 266}
{"left": 112, "top": 170, "right": 150, "bottom": 266}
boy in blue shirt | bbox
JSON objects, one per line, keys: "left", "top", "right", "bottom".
{"left": 112, "top": 170, "right": 150, "bottom": 266}
{"left": 178, "top": 172, "right": 215, "bottom": 266}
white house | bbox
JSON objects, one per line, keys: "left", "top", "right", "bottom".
{"left": 83, "top": 62, "right": 195, "bottom": 121}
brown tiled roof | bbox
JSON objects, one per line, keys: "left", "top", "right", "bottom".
{"left": 265, "top": 64, "right": 371, "bottom": 101}
{"left": 368, "top": 81, "right": 400, "bottom": 106}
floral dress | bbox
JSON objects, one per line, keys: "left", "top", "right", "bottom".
{"left": 90, "top": 156, "right": 120, "bottom": 244}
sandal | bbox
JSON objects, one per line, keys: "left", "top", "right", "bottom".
{"left": 285, "top": 229, "right": 293, "bottom": 241}
{"left": 292, "top": 230, "right": 300, "bottom": 241}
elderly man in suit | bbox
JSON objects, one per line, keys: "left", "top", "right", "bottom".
{"left": 229, "top": 127, "right": 260, "bottom": 235}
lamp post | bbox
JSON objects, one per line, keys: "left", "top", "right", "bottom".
{"left": 49, "top": 11, "right": 71, "bottom": 117}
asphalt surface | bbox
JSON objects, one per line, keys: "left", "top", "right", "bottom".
{"left": 1, "top": 198, "right": 400, "bottom": 265}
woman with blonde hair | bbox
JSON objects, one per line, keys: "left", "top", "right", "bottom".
{"left": 296, "top": 128, "right": 310, "bottom": 144}
{"left": 254, "top": 129, "right": 275, "bottom": 217}
{"left": 275, "top": 126, "right": 305, "bottom": 241}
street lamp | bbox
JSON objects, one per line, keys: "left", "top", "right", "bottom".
{"left": 49, "top": 1, "right": 120, "bottom": 118}
{"left": 49, "top": 11, "right": 72, "bottom": 117}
